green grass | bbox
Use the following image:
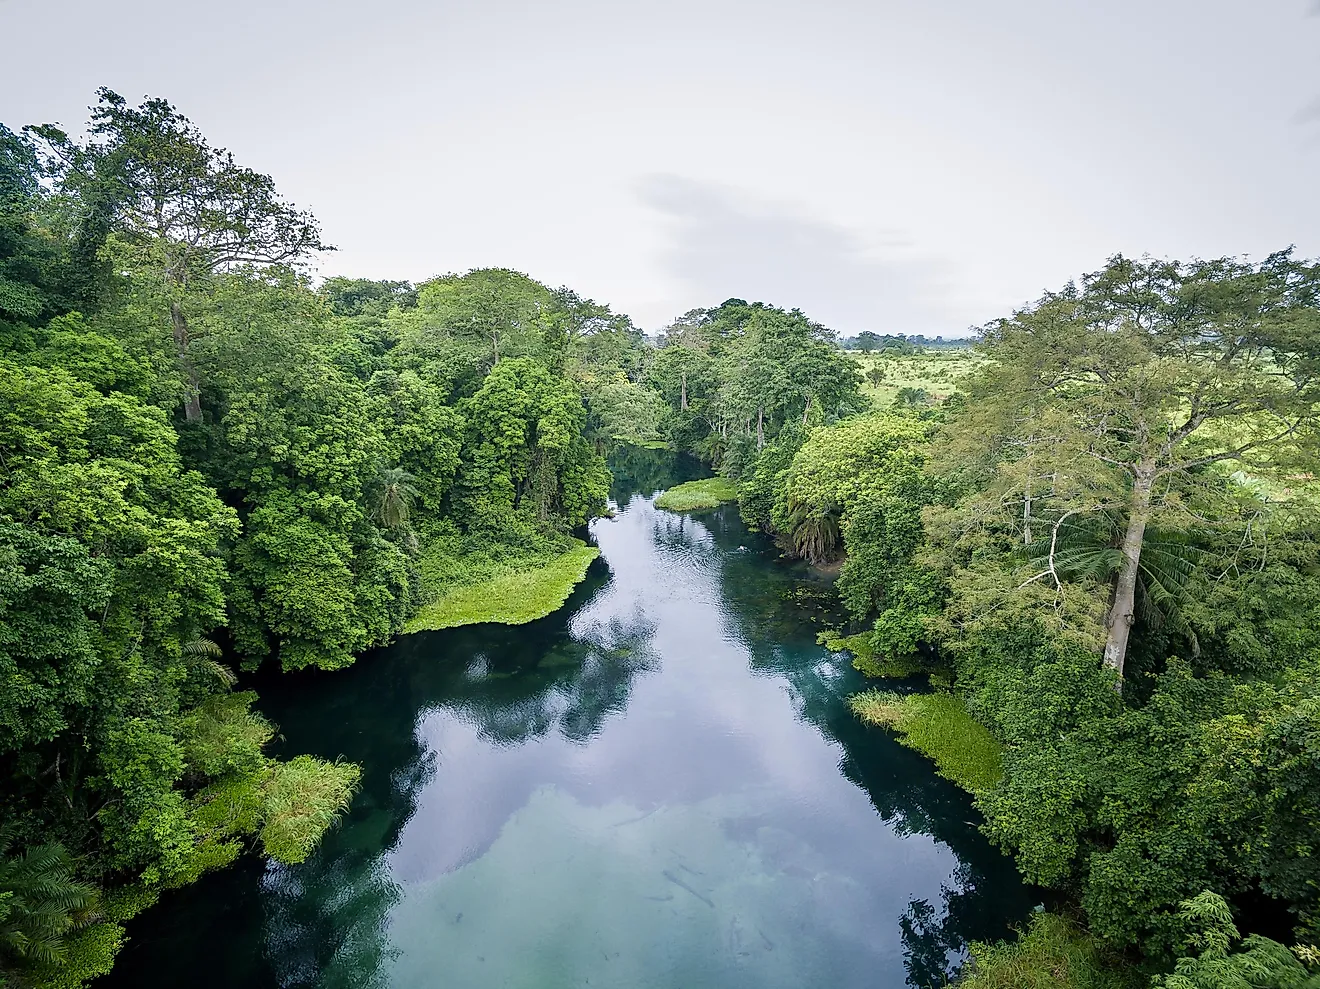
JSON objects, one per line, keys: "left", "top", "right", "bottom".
{"left": 259, "top": 756, "right": 362, "bottom": 865}
{"left": 404, "top": 543, "right": 600, "bottom": 632}
{"left": 848, "top": 690, "right": 1003, "bottom": 795}
{"left": 850, "top": 349, "right": 981, "bottom": 406}
{"left": 961, "top": 913, "right": 1143, "bottom": 989}
{"left": 654, "top": 477, "right": 739, "bottom": 512}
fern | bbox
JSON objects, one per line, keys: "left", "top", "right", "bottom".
{"left": 0, "top": 827, "right": 99, "bottom": 970}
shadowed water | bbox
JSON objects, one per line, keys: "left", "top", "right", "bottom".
{"left": 99, "top": 449, "right": 1036, "bottom": 988}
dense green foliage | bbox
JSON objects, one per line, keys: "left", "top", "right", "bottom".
{"left": 740, "top": 255, "right": 1320, "bottom": 982}
{"left": 648, "top": 299, "right": 865, "bottom": 468}
{"left": 1152, "top": 892, "right": 1320, "bottom": 989}
{"left": 7, "top": 85, "right": 1319, "bottom": 989}
{"left": 0, "top": 91, "right": 636, "bottom": 987}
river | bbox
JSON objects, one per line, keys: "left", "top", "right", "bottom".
{"left": 99, "top": 448, "right": 1036, "bottom": 988}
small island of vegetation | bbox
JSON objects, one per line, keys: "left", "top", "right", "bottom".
{"left": 654, "top": 477, "right": 740, "bottom": 512}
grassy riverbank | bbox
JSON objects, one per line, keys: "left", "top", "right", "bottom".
{"left": 961, "top": 913, "right": 1142, "bottom": 989}
{"left": 654, "top": 477, "right": 739, "bottom": 511}
{"left": 848, "top": 690, "right": 1002, "bottom": 796}
{"left": 406, "top": 540, "right": 600, "bottom": 632}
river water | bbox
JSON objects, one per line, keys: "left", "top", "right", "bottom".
{"left": 101, "top": 449, "right": 1035, "bottom": 988}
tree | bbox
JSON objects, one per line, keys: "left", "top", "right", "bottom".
{"left": 0, "top": 125, "right": 82, "bottom": 338}
{"left": 953, "top": 252, "right": 1320, "bottom": 687}
{"left": 454, "top": 357, "right": 610, "bottom": 532}
{"left": 29, "top": 89, "right": 327, "bottom": 421}
{"left": 402, "top": 268, "right": 550, "bottom": 368}
{"left": 319, "top": 277, "right": 416, "bottom": 317}
{"left": 373, "top": 467, "right": 420, "bottom": 530}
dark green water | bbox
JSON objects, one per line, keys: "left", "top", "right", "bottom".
{"left": 100, "top": 450, "right": 1036, "bottom": 988}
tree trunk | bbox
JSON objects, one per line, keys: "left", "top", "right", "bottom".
{"left": 680, "top": 371, "right": 688, "bottom": 411}
{"left": 756, "top": 406, "right": 765, "bottom": 451}
{"left": 171, "top": 301, "right": 202, "bottom": 423}
{"left": 1102, "top": 463, "right": 1155, "bottom": 689}
{"left": 802, "top": 394, "right": 812, "bottom": 425}
{"left": 1023, "top": 482, "right": 1032, "bottom": 545}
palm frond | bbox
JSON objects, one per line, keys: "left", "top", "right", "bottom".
{"left": 1019, "top": 510, "right": 1205, "bottom": 648}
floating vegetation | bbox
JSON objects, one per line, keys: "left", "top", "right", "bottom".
{"left": 819, "top": 630, "right": 923, "bottom": 678}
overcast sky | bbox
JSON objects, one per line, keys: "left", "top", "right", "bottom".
{"left": 3, "top": 0, "right": 1318, "bottom": 335}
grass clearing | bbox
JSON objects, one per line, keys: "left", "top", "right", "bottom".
{"left": 654, "top": 477, "right": 739, "bottom": 512}
{"left": 848, "top": 689, "right": 1002, "bottom": 795}
{"left": 405, "top": 542, "right": 600, "bottom": 632}
{"left": 850, "top": 348, "right": 981, "bottom": 406}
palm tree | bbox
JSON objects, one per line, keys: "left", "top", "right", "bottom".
{"left": 374, "top": 468, "right": 420, "bottom": 530}
{"left": 0, "top": 828, "right": 98, "bottom": 973}
{"left": 183, "top": 636, "right": 236, "bottom": 687}
{"left": 783, "top": 497, "right": 842, "bottom": 565}
{"left": 1021, "top": 513, "right": 1202, "bottom": 652}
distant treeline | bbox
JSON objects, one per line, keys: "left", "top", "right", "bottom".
{"left": 836, "top": 330, "right": 973, "bottom": 352}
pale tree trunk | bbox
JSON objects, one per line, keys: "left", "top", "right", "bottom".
{"left": 1023, "top": 481, "right": 1033, "bottom": 545}
{"left": 756, "top": 406, "right": 765, "bottom": 451}
{"left": 171, "top": 301, "right": 202, "bottom": 423}
{"left": 802, "top": 394, "right": 812, "bottom": 425}
{"left": 1103, "top": 462, "right": 1155, "bottom": 689}
{"left": 680, "top": 371, "right": 688, "bottom": 411}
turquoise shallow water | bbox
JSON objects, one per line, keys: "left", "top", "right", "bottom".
{"left": 99, "top": 450, "right": 1036, "bottom": 988}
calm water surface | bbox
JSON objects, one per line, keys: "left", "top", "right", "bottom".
{"left": 102, "top": 450, "right": 1036, "bottom": 988}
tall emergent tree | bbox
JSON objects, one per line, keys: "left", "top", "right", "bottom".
{"left": 955, "top": 251, "right": 1320, "bottom": 687}
{"left": 28, "top": 88, "right": 327, "bottom": 421}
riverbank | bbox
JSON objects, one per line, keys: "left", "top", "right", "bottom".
{"left": 404, "top": 539, "right": 600, "bottom": 632}
{"left": 848, "top": 690, "right": 1002, "bottom": 795}
{"left": 845, "top": 689, "right": 1149, "bottom": 988}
